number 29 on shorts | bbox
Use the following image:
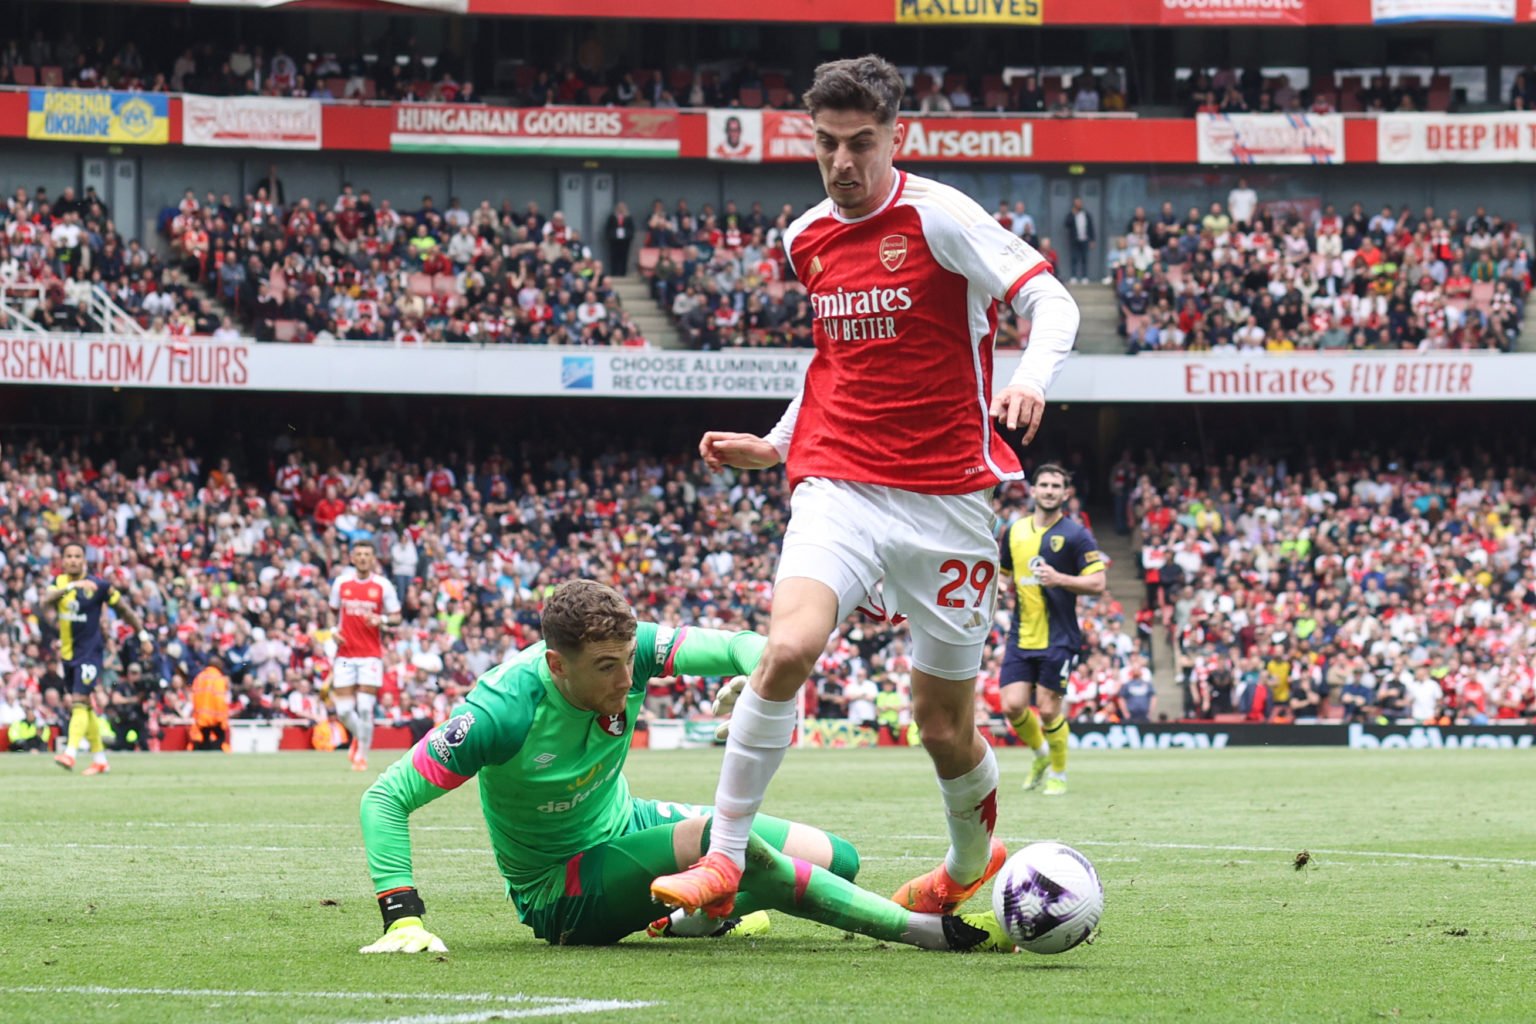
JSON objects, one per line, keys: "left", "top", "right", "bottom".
{"left": 935, "top": 559, "right": 995, "bottom": 608}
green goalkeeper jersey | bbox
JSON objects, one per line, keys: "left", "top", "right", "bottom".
{"left": 360, "top": 623, "right": 766, "bottom": 908}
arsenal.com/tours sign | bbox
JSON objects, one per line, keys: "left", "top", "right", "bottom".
{"left": 0, "top": 335, "right": 1522, "bottom": 402}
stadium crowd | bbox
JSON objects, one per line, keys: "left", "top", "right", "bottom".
{"left": 2, "top": 179, "right": 647, "bottom": 346}
{"left": 1119, "top": 448, "right": 1536, "bottom": 724}
{"left": 1104, "top": 189, "right": 1531, "bottom": 353}
{"left": 0, "top": 430, "right": 1145, "bottom": 754}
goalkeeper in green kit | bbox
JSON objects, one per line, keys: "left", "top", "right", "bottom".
{"left": 359, "top": 579, "right": 1012, "bottom": 952}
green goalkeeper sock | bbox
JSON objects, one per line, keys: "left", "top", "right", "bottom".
{"left": 739, "top": 835, "right": 951, "bottom": 950}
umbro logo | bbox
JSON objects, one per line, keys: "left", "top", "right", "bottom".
{"left": 532, "top": 752, "right": 557, "bottom": 769}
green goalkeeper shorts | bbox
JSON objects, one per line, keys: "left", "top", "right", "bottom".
{"left": 514, "top": 798, "right": 795, "bottom": 946}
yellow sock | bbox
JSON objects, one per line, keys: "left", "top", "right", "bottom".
{"left": 1044, "top": 714, "right": 1070, "bottom": 775}
{"left": 67, "top": 705, "right": 89, "bottom": 752}
{"left": 1010, "top": 707, "right": 1047, "bottom": 753}
{"left": 86, "top": 711, "right": 104, "bottom": 754}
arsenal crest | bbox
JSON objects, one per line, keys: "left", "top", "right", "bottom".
{"left": 597, "top": 712, "right": 627, "bottom": 736}
{"left": 879, "top": 234, "right": 907, "bottom": 272}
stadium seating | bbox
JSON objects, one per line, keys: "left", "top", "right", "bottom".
{"left": 1106, "top": 203, "right": 1529, "bottom": 353}
{"left": 1125, "top": 453, "right": 1536, "bottom": 725}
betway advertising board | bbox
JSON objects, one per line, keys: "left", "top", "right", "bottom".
{"left": 0, "top": 336, "right": 1524, "bottom": 402}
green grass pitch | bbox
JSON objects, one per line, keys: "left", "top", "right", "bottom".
{"left": 2, "top": 747, "right": 1532, "bottom": 1023}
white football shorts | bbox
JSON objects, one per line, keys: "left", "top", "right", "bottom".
{"left": 332, "top": 657, "right": 384, "bottom": 691}
{"left": 775, "top": 477, "right": 998, "bottom": 681}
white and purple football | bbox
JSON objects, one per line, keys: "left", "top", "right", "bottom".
{"left": 991, "top": 842, "right": 1103, "bottom": 954}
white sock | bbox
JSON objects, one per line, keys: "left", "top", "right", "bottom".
{"left": 93, "top": 752, "right": 108, "bottom": 766}
{"left": 709, "top": 688, "right": 798, "bottom": 867}
{"left": 355, "top": 692, "right": 377, "bottom": 753}
{"left": 899, "top": 913, "right": 952, "bottom": 951}
{"left": 938, "top": 745, "right": 1000, "bottom": 885}
{"left": 333, "top": 694, "right": 359, "bottom": 738}
{"left": 664, "top": 908, "right": 723, "bottom": 937}
{"left": 1032, "top": 743, "right": 1049, "bottom": 758}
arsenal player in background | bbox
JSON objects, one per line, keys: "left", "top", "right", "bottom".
{"left": 654, "top": 54, "right": 1081, "bottom": 919}
{"left": 328, "top": 540, "right": 402, "bottom": 771}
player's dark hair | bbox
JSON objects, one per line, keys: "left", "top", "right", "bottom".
{"left": 62, "top": 540, "right": 85, "bottom": 555}
{"left": 542, "top": 580, "right": 637, "bottom": 655}
{"left": 350, "top": 539, "right": 376, "bottom": 552}
{"left": 1032, "top": 463, "right": 1071, "bottom": 486}
{"left": 803, "top": 55, "right": 905, "bottom": 125}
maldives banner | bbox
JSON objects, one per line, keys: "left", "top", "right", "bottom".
{"left": 390, "top": 105, "right": 679, "bottom": 156}
{"left": 1377, "top": 112, "right": 1536, "bottom": 162}
{"left": 183, "top": 95, "right": 322, "bottom": 149}
{"left": 895, "top": 0, "right": 1044, "bottom": 23}
{"left": 1159, "top": 0, "right": 1308, "bottom": 23}
{"left": 1371, "top": 0, "right": 1515, "bottom": 20}
{"left": 1196, "top": 113, "right": 1345, "bottom": 164}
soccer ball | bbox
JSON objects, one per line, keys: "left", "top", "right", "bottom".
{"left": 991, "top": 842, "right": 1103, "bottom": 954}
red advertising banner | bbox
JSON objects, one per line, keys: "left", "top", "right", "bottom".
{"left": 1158, "top": 0, "right": 1309, "bottom": 23}
{"left": 139, "top": 0, "right": 1387, "bottom": 21}
{"left": 690, "top": 113, "right": 1196, "bottom": 164}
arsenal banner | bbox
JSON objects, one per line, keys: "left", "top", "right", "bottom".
{"left": 1196, "top": 113, "right": 1345, "bottom": 164}
{"left": 183, "top": 96, "right": 322, "bottom": 150}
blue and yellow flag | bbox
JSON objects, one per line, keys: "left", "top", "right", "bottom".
{"left": 28, "top": 89, "right": 169, "bottom": 145}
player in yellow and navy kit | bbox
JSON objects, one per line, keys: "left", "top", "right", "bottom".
{"left": 998, "top": 464, "right": 1106, "bottom": 796}
{"left": 41, "top": 542, "right": 148, "bottom": 775}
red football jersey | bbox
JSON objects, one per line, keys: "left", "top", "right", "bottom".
{"left": 328, "top": 571, "right": 401, "bottom": 659}
{"left": 783, "top": 171, "right": 1050, "bottom": 494}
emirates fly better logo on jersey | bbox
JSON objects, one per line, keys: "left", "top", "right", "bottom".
{"left": 809, "top": 285, "right": 913, "bottom": 342}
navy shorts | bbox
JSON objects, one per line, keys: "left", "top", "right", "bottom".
{"left": 999, "top": 646, "right": 1076, "bottom": 694}
{"left": 66, "top": 659, "right": 104, "bottom": 697}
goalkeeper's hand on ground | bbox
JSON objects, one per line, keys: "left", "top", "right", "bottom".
{"left": 360, "top": 886, "right": 447, "bottom": 954}
{"left": 711, "top": 675, "right": 749, "bottom": 741}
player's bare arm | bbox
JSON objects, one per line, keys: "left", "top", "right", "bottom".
{"left": 1035, "top": 563, "right": 1107, "bottom": 596}
{"left": 699, "top": 431, "right": 782, "bottom": 472}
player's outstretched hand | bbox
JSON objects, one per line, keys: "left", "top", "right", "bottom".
{"left": 990, "top": 384, "right": 1047, "bottom": 445}
{"left": 699, "top": 431, "right": 782, "bottom": 473}
{"left": 360, "top": 918, "right": 448, "bottom": 954}
{"left": 711, "top": 675, "right": 749, "bottom": 741}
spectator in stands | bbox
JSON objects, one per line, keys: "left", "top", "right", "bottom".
{"left": 1064, "top": 197, "right": 1096, "bottom": 284}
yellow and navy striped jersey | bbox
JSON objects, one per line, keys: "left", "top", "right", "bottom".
{"left": 999, "top": 515, "right": 1106, "bottom": 652}
{"left": 54, "top": 574, "right": 121, "bottom": 663}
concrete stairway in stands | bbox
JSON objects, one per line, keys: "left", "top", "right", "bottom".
{"left": 1064, "top": 282, "right": 1123, "bottom": 355}
{"left": 1516, "top": 310, "right": 1536, "bottom": 353}
{"left": 609, "top": 275, "right": 685, "bottom": 349}
{"left": 1090, "top": 515, "right": 1180, "bottom": 711}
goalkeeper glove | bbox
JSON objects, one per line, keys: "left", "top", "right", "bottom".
{"left": 360, "top": 886, "right": 447, "bottom": 954}
{"left": 711, "top": 675, "right": 749, "bottom": 741}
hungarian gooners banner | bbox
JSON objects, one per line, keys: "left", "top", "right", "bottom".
{"left": 390, "top": 105, "right": 680, "bottom": 156}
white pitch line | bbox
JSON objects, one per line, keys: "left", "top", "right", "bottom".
{"left": 5, "top": 821, "right": 481, "bottom": 832}
{"left": 0, "top": 842, "right": 490, "bottom": 855}
{"left": 0, "top": 986, "right": 564, "bottom": 1004}
{"left": 888, "top": 835, "right": 1536, "bottom": 868}
{"left": 344, "top": 1002, "right": 656, "bottom": 1024}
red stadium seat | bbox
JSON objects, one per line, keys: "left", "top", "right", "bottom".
{"left": 637, "top": 247, "right": 661, "bottom": 276}
{"left": 432, "top": 274, "right": 461, "bottom": 296}
{"left": 766, "top": 87, "right": 793, "bottom": 108}
{"left": 407, "top": 273, "right": 434, "bottom": 297}
{"left": 1338, "top": 75, "right": 1363, "bottom": 112}
{"left": 11, "top": 65, "right": 36, "bottom": 86}
{"left": 738, "top": 86, "right": 763, "bottom": 108}
{"left": 40, "top": 66, "right": 63, "bottom": 87}
{"left": 273, "top": 319, "right": 300, "bottom": 343}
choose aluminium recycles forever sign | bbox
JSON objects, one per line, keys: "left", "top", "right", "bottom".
{"left": 390, "top": 104, "right": 680, "bottom": 156}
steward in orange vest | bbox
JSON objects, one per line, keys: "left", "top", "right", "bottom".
{"left": 189, "top": 655, "right": 232, "bottom": 752}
